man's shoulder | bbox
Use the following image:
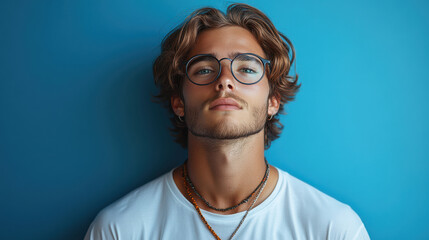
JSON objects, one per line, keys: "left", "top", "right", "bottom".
{"left": 275, "top": 168, "right": 369, "bottom": 239}
{"left": 99, "top": 170, "right": 171, "bottom": 218}
{"left": 84, "top": 170, "right": 174, "bottom": 240}
{"left": 278, "top": 168, "right": 349, "bottom": 210}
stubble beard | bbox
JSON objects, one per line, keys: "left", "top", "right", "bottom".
{"left": 185, "top": 100, "right": 268, "bottom": 140}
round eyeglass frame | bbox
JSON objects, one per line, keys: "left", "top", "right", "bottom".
{"left": 185, "top": 53, "right": 271, "bottom": 86}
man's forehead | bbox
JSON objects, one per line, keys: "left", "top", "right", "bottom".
{"left": 188, "top": 27, "right": 267, "bottom": 59}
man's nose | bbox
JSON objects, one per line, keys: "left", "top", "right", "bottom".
{"left": 215, "top": 60, "right": 236, "bottom": 91}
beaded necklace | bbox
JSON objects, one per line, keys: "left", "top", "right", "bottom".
{"left": 185, "top": 159, "right": 269, "bottom": 212}
{"left": 182, "top": 162, "right": 270, "bottom": 240}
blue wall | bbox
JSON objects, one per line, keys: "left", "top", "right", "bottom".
{"left": 1, "top": 0, "right": 428, "bottom": 239}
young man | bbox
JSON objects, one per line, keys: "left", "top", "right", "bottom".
{"left": 85, "top": 4, "right": 370, "bottom": 240}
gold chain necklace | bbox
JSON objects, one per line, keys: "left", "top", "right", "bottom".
{"left": 182, "top": 163, "right": 270, "bottom": 240}
{"left": 184, "top": 159, "right": 269, "bottom": 212}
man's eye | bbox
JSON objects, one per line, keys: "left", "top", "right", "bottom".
{"left": 196, "top": 69, "right": 213, "bottom": 75}
{"left": 239, "top": 68, "right": 257, "bottom": 74}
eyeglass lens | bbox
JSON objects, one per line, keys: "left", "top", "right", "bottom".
{"left": 186, "top": 54, "right": 264, "bottom": 85}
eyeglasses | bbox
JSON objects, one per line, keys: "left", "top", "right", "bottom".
{"left": 185, "top": 53, "right": 271, "bottom": 86}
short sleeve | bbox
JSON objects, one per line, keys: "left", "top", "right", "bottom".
{"left": 84, "top": 209, "right": 119, "bottom": 240}
{"left": 327, "top": 205, "right": 370, "bottom": 240}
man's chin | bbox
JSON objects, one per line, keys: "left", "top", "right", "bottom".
{"left": 188, "top": 124, "right": 264, "bottom": 140}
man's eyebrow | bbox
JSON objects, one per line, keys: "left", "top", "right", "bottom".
{"left": 228, "top": 51, "right": 243, "bottom": 58}
{"left": 209, "top": 52, "right": 244, "bottom": 59}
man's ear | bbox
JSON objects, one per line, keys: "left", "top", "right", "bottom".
{"left": 171, "top": 95, "right": 185, "bottom": 117}
{"left": 268, "top": 95, "right": 280, "bottom": 117}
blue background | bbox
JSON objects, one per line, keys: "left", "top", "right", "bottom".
{"left": 1, "top": 0, "right": 428, "bottom": 239}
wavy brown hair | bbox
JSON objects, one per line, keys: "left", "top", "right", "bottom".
{"left": 153, "top": 3, "right": 300, "bottom": 149}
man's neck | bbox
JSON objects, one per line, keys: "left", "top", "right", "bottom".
{"left": 173, "top": 129, "right": 278, "bottom": 214}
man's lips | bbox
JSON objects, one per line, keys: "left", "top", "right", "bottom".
{"left": 209, "top": 98, "right": 242, "bottom": 110}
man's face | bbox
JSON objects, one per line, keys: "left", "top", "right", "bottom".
{"left": 173, "top": 26, "right": 279, "bottom": 140}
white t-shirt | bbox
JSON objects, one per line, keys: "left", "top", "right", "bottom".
{"left": 84, "top": 167, "right": 370, "bottom": 240}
